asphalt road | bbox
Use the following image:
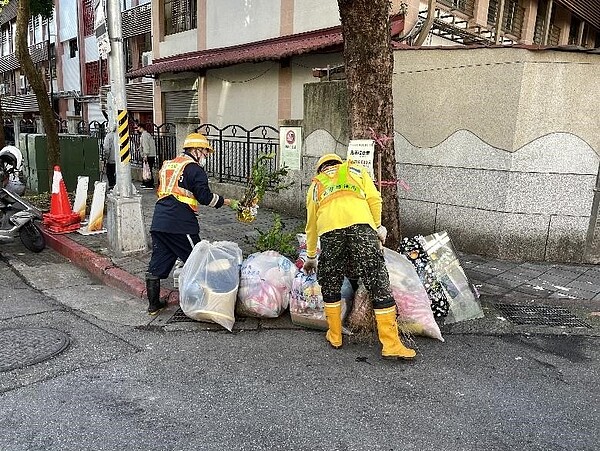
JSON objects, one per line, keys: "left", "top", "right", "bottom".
{"left": 0, "top": 243, "right": 598, "bottom": 451}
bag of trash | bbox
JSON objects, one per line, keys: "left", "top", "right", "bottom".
{"left": 236, "top": 250, "right": 298, "bottom": 318}
{"left": 399, "top": 236, "right": 449, "bottom": 318}
{"left": 384, "top": 247, "right": 444, "bottom": 341}
{"left": 294, "top": 233, "right": 321, "bottom": 269}
{"left": 179, "top": 240, "right": 243, "bottom": 331}
{"left": 289, "top": 271, "right": 354, "bottom": 331}
{"left": 419, "top": 231, "right": 484, "bottom": 324}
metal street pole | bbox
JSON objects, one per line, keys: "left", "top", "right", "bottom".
{"left": 101, "top": 0, "right": 147, "bottom": 256}
{"left": 105, "top": 0, "right": 132, "bottom": 198}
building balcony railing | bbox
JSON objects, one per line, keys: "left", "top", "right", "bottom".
{"left": 0, "top": 41, "right": 49, "bottom": 72}
{"left": 122, "top": 2, "right": 151, "bottom": 39}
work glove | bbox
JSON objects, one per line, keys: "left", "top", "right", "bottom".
{"left": 376, "top": 225, "right": 388, "bottom": 245}
{"left": 229, "top": 199, "right": 240, "bottom": 211}
{"left": 302, "top": 257, "right": 318, "bottom": 275}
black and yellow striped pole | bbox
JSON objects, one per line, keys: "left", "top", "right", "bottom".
{"left": 117, "top": 109, "right": 130, "bottom": 164}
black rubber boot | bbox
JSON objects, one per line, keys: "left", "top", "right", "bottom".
{"left": 146, "top": 274, "right": 166, "bottom": 315}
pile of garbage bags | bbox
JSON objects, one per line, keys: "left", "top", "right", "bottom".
{"left": 178, "top": 231, "right": 483, "bottom": 338}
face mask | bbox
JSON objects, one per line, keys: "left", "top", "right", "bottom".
{"left": 197, "top": 155, "right": 206, "bottom": 167}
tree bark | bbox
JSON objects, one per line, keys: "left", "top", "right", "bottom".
{"left": 16, "top": 0, "right": 59, "bottom": 190}
{"left": 338, "top": 0, "right": 402, "bottom": 250}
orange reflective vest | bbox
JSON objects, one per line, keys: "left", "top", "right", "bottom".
{"left": 313, "top": 161, "right": 366, "bottom": 206}
{"left": 157, "top": 155, "right": 199, "bottom": 211}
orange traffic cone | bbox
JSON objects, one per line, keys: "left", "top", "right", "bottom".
{"left": 42, "top": 166, "right": 82, "bottom": 233}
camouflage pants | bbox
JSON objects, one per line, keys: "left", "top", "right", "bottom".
{"left": 318, "top": 223, "right": 395, "bottom": 309}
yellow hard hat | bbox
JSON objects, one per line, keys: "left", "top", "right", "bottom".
{"left": 316, "top": 153, "right": 343, "bottom": 172}
{"left": 183, "top": 132, "right": 214, "bottom": 153}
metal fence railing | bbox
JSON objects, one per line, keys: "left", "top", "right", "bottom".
{"left": 197, "top": 123, "right": 280, "bottom": 186}
{"left": 3, "top": 119, "right": 280, "bottom": 187}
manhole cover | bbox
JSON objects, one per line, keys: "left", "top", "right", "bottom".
{"left": 0, "top": 327, "right": 71, "bottom": 372}
{"left": 166, "top": 307, "right": 246, "bottom": 324}
{"left": 493, "top": 303, "right": 591, "bottom": 328}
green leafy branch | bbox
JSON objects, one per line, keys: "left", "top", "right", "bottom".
{"left": 240, "top": 152, "right": 293, "bottom": 207}
{"left": 247, "top": 213, "right": 304, "bottom": 261}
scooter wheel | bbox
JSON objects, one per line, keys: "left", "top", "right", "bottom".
{"left": 19, "top": 222, "right": 46, "bottom": 253}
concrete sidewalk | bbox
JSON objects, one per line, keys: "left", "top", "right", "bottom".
{"left": 40, "top": 183, "right": 600, "bottom": 330}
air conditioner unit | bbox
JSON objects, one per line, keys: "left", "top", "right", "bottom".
{"left": 0, "top": 83, "right": 6, "bottom": 95}
{"left": 141, "top": 51, "right": 152, "bottom": 67}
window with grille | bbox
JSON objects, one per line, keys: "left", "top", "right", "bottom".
{"left": 85, "top": 60, "right": 109, "bottom": 95}
{"left": 83, "top": 0, "right": 95, "bottom": 37}
{"left": 164, "top": 0, "right": 197, "bottom": 36}
{"left": 488, "top": 0, "right": 524, "bottom": 37}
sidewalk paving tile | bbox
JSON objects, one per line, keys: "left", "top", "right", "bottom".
{"left": 543, "top": 268, "right": 588, "bottom": 280}
{"left": 502, "top": 267, "right": 547, "bottom": 279}
{"left": 515, "top": 284, "right": 556, "bottom": 298}
{"left": 464, "top": 269, "right": 497, "bottom": 282}
{"left": 564, "top": 279, "right": 600, "bottom": 294}
{"left": 478, "top": 284, "right": 513, "bottom": 296}
{"left": 470, "top": 265, "right": 508, "bottom": 276}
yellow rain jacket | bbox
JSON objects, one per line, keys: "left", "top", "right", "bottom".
{"left": 305, "top": 160, "right": 382, "bottom": 258}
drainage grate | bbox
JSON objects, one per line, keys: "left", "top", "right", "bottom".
{"left": 492, "top": 303, "right": 591, "bottom": 328}
{"left": 166, "top": 307, "right": 245, "bottom": 324}
{"left": 167, "top": 307, "right": 196, "bottom": 323}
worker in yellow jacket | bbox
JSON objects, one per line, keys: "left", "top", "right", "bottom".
{"left": 303, "top": 153, "right": 415, "bottom": 360}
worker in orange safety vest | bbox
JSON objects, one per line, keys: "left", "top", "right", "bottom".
{"left": 145, "top": 132, "right": 239, "bottom": 315}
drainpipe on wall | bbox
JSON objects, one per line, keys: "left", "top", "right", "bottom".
{"left": 413, "top": 0, "right": 435, "bottom": 47}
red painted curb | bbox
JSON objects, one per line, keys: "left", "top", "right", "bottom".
{"left": 41, "top": 226, "right": 180, "bottom": 305}
{"left": 104, "top": 267, "right": 146, "bottom": 298}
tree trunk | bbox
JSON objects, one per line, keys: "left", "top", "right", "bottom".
{"left": 338, "top": 0, "right": 402, "bottom": 250}
{"left": 16, "top": 0, "right": 59, "bottom": 190}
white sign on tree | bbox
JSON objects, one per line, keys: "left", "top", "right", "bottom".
{"left": 346, "top": 139, "right": 375, "bottom": 179}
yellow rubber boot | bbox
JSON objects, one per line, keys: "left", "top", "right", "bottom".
{"left": 374, "top": 306, "right": 416, "bottom": 360}
{"left": 324, "top": 301, "right": 343, "bottom": 349}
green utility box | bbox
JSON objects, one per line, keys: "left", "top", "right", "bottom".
{"left": 19, "top": 133, "right": 100, "bottom": 193}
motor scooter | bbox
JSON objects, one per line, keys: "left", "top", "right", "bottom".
{"left": 0, "top": 148, "right": 46, "bottom": 253}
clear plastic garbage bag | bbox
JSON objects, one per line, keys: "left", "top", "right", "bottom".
{"left": 419, "top": 232, "right": 484, "bottom": 324}
{"left": 236, "top": 250, "right": 298, "bottom": 318}
{"left": 289, "top": 271, "right": 354, "bottom": 333}
{"left": 384, "top": 247, "right": 444, "bottom": 341}
{"left": 179, "top": 240, "right": 243, "bottom": 331}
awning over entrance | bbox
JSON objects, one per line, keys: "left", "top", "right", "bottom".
{"left": 126, "top": 15, "right": 405, "bottom": 78}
